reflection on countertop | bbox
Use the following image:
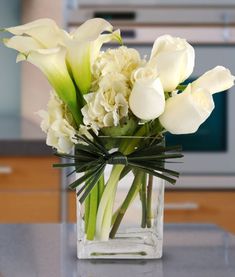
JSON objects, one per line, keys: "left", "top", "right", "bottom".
{"left": 0, "top": 115, "right": 52, "bottom": 155}
{"left": 0, "top": 223, "right": 234, "bottom": 277}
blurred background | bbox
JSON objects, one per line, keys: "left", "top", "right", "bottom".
{"left": 0, "top": 0, "right": 235, "bottom": 233}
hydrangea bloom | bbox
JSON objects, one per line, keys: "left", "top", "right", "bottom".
{"left": 37, "top": 91, "right": 78, "bottom": 153}
{"left": 81, "top": 46, "right": 143, "bottom": 131}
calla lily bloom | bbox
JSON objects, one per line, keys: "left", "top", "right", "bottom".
{"left": 24, "top": 47, "right": 82, "bottom": 126}
{"left": 3, "top": 36, "right": 44, "bottom": 54}
{"left": 65, "top": 18, "right": 122, "bottom": 94}
{"left": 5, "top": 18, "right": 65, "bottom": 48}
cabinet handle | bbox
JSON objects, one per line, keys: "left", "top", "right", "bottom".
{"left": 165, "top": 202, "right": 199, "bottom": 211}
{"left": 0, "top": 165, "right": 13, "bottom": 175}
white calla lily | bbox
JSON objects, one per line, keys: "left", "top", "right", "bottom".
{"left": 3, "top": 36, "right": 44, "bottom": 54}
{"left": 90, "top": 29, "right": 122, "bottom": 66}
{"left": 66, "top": 18, "right": 122, "bottom": 94}
{"left": 71, "top": 18, "right": 113, "bottom": 40}
{"left": 26, "top": 47, "right": 82, "bottom": 126}
{"left": 192, "top": 66, "right": 235, "bottom": 94}
{"left": 129, "top": 67, "right": 165, "bottom": 120}
{"left": 65, "top": 40, "right": 93, "bottom": 95}
{"left": 5, "top": 18, "right": 65, "bottom": 48}
{"left": 149, "top": 35, "right": 195, "bottom": 92}
{"left": 159, "top": 84, "right": 215, "bottom": 134}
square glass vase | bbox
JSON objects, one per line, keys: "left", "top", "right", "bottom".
{"left": 76, "top": 166, "right": 165, "bottom": 259}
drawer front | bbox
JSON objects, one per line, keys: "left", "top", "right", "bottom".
{"left": 0, "top": 192, "right": 60, "bottom": 223}
{"left": 165, "top": 191, "right": 235, "bottom": 233}
{"left": 0, "top": 157, "right": 60, "bottom": 190}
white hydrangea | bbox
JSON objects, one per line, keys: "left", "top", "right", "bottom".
{"left": 37, "top": 91, "right": 78, "bottom": 154}
{"left": 82, "top": 46, "right": 143, "bottom": 131}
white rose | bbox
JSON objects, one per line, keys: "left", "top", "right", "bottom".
{"left": 149, "top": 35, "right": 195, "bottom": 92}
{"left": 159, "top": 84, "right": 215, "bottom": 134}
{"left": 192, "top": 66, "right": 235, "bottom": 94}
{"left": 129, "top": 67, "right": 165, "bottom": 120}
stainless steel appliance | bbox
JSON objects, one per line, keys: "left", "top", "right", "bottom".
{"left": 66, "top": 3, "right": 235, "bottom": 188}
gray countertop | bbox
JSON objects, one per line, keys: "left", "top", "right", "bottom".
{"left": 0, "top": 115, "right": 52, "bottom": 156}
{"left": 0, "top": 223, "right": 234, "bottom": 277}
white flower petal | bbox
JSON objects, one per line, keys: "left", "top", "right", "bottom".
{"left": 37, "top": 91, "right": 77, "bottom": 154}
{"left": 26, "top": 47, "right": 81, "bottom": 125}
{"left": 6, "top": 18, "right": 65, "bottom": 48}
{"left": 90, "top": 29, "right": 122, "bottom": 66}
{"left": 66, "top": 40, "right": 92, "bottom": 94}
{"left": 192, "top": 66, "right": 235, "bottom": 94}
{"left": 103, "top": 112, "right": 114, "bottom": 126}
{"left": 71, "top": 18, "right": 113, "bottom": 40}
{"left": 129, "top": 77, "right": 165, "bottom": 120}
{"left": 149, "top": 35, "right": 195, "bottom": 91}
{"left": 3, "top": 36, "right": 43, "bottom": 54}
{"left": 159, "top": 85, "right": 215, "bottom": 134}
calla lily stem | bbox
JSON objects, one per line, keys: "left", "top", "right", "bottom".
{"left": 109, "top": 171, "right": 144, "bottom": 239}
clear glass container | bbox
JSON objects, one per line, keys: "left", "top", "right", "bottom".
{"left": 76, "top": 166, "right": 165, "bottom": 259}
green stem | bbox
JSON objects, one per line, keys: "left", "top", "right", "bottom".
{"left": 140, "top": 173, "right": 147, "bottom": 228}
{"left": 111, "top": 179, "right": 140, "bottom": 226}
{"left": 176, "top": 84, "right": 187, "bottom": 91}
{"left": 98, "top": 173, "right": 105, "bottom": 203}
{"left": 96, "top": 165, "right": 124, "bottom": 240}
{"left": 96, "top": 126, "right": 147, "bottom": 241}
{"left": 86, "top": 183, "right": 98, "bottom": 240}
{"left": 84, "top": 194, "right": 90, "bottom": 233}
{"left": 146, "top": 175, "right": 153, "bottom": 228}
{"left": 109, "top": 171, "right": 144, "bottom": 239}
{"left": 111, "top": 207, "right": 120, "bottom": 226}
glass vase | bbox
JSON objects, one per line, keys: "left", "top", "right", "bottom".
{"left": 76, "top": 165, "right": 165, "bottom": 259}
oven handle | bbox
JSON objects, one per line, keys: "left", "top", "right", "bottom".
{"left": 165, "top": 202, "right": 199, "bottom": 211}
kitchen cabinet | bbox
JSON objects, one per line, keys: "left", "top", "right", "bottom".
{"left": 67, "top": 190, "right": 235, "bottom": 234}
{"left": 0, "top": 192, "right": 60, "bottom": 223}
{"left": 164, "top": 191, "right": 235, "bottom": 234}
{"left": 0, "top": 156, "right": 61, "bottom": 223}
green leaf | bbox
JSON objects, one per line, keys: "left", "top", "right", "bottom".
{"left": 75, "top": 158, "right": 104, "bottom": 173}
{"left": 137, "top": 162, "right": 180, "bottom": 177}
{"left": 53, "top": 162, "right": 79, "bottom": 168}
{"left": 128, "top": 153, "right": 183, "bottom": 161}
{"left": 69, "top": 166, "right": 101, "bottom": 189}
{"left": 75, "top": 135, "right": 107, "bottom": 155}
{"left": 78, "top": 131, "right": 108, "bottom": 154}
{"left": 79, "top": 164, "right": 106, "bottom": 203}
{"left": 75, "top": 143, "right": 101, "bottom": 156}
{"left": 129, "top": 163, "right": 177, "bottom": 184}
{"left": 120, "top": 165, "right": 132, "bottom": 180}
{"left": 54, "top": 152, "right": 93, "bottom": 161}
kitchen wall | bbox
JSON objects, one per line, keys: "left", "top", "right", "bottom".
{"left": 21, "top": 0, "right": 64, "bottom": 124}
{"left": 0, "top": 0, "right": 21, "bottom": 116}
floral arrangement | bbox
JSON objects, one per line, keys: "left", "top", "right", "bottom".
{"left": 1, "top": 18, "right": 234, "bottom": 242}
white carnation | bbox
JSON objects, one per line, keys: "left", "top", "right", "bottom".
{"left": 82, "top": 46, "right": 143, "bottom": 131}
{"left": 37, "top": 91, "right": 78, "bottom": 153}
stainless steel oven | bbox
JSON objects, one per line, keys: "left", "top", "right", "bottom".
{"left": 66, "top": 3, "right": 235, "bottom": 188}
